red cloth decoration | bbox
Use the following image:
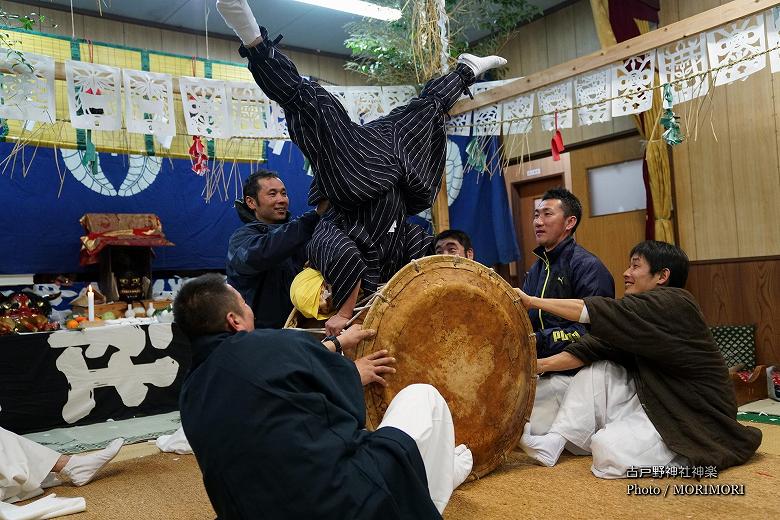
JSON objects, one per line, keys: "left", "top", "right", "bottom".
{"left": 551, "top": 111, "right": 565, "bottom": 161}
{"left": 188, "top": 135, "right": 210, "bottom": 176}
{"left": 78, "top": 213, "right": 174, "bottom": 266}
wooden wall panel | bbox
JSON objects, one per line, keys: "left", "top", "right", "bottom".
{"left": 660, "top": 0, "right": 780, "bottom": 260}
{"left": 501, "top": 0, "right": 636, "bottom": 160}
{"left": 686, "top": 259, "right": 780, "bottom": 366}
{"left": 569, "top": 135, "right": 647, "bottom": 297}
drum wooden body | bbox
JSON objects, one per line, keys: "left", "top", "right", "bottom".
{"left": 356, "top": 255, "right": 536, "bottom": 478}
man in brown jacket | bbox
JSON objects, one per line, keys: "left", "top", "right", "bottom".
{"left": 514, "top": 240, "right": 761, "bottom": 478}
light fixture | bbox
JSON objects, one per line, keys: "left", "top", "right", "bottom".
{"left": 292, "top": 0, "right": 402, "bottom": 21}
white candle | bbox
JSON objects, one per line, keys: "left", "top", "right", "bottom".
{"left": 87, "top": 284, "right": 95, "bottom": 321}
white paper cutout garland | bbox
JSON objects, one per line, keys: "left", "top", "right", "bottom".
{"left": 611, "top": 51, "right": 656, "bottom": 117}
{"left": 574, "top": 68, "right": 611, "bottom": 126}
{"left": 658, "top": 35, "right": 710, "bottom": 104}
{"left": 707, "top": 15, "right": 766, "bottom": 86}
{"left": 538, "top": 81, "right": 573, "bottom": 131}
{"left": 501, "top": 93, "right": 534, "bottom": 135}
{"left": 472, "top": 80, "right": 505, "bottom": 136}
{"left": 382, "top": 85, "right": 417, "bottom": 113}
{"left": 122, "top": 69, "right": 176, "bottom": 137}
{"left": 0, "top": 50, "right": 56, "bottom": 123}
{"left": 228, "top": 81, "right": 274, "bottom": 138}
{"left": 65, "top": 60, "right": 122, "bottom": 130}
{"left": 766, "top": 8, "right": 780, "bottom": 73}
{"left": 179, "top": 76, "right": 231, "bottom": 139}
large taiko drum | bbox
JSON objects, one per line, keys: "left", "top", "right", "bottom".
{"left": 355, "top": 255, "right": 536, "bottom": 478}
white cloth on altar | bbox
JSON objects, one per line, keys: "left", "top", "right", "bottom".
{"left": 0, "top": 428, "right": 60, "bottom": 504}
{"left": 155, "top": 426, "right": 192, "bottom": 454}
{"left": 547, "top": 361, "right": 684, "bottom": 478}
{"left": 378, "top": 384, "right": 465, "bottom": 514}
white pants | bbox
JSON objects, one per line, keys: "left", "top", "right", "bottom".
{"left": 549, "top": 361, "right": 683, "bottom": 478}
{"left": 527, "top": 373, "right": 573, "bottom": 435}
{"left": 378, "top": 384, "right": 457, "bottom": 514}
{"left": 0, "top": 427, "right": 60, "bottom": 503}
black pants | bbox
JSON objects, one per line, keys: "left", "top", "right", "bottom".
{"left": 241, "top": 35, "right": 475, "bottom": 307}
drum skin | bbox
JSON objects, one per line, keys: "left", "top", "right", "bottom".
{"left": 356, "top": 255, "right": 537, "bottom": 478}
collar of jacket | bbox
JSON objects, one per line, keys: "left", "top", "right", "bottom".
{"left": 533, "top": 235, "right": 575, "bottom": 263}
{"left": 189, "top": 332, "right": 234, "bottom": 370}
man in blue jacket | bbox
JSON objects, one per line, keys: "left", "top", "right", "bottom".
{"left": 521, "top": 188, "right": 614, "bottom": 438}
{"left": 227, "top": 169, "right": 329, "bottom": 329}
{"left": 176, "top": 274, "right": 473, "bottom": 519}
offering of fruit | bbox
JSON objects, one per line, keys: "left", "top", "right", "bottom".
{"left": 66, "top": 319, "right": 80, "bottom": 330}
{"left": 101, "top": 311, "right": 116, "bottom": 320}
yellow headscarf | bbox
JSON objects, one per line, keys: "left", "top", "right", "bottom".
{"left": 290, "top": 268, "right": 333, "bottom": 320}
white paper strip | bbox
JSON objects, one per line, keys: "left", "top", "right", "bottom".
{"left": 228, "top": 81, "right": 274, "bottom": 138}
{"left": 658, "top": 35, "right": 710, "bottom": 104}
{"left": 65, "top": 60, "right": 122, "bottom": 130}
{"left": 538, "top": 81, "right": 573, "bottom": 131}
{"left": 382, "top": 85, "right": 417, "bottom": 113}
{"left": 767, "top": 8, "right": 780, "bottom": 73}
{"left": 706, "top": 15, "right": 766, "bottom": 86}
{"left": 472, "top": 80, "right": 505, "bottom": 136}
{"left": 446, "top": 92, "right": 471, "bottom": 136}
{"left": 611, "top": 51, "right": 656, "bottom": 117}
{"left": 122, "top": 69, "right": 176, "bottom": 136}
{"left": 179, "top": 76, "right": 231, "bottom": 139}
{"left": 270, "top": 101, "right": 289, "bottom": 139}
{"left": 574, "top": 68, "right": 611, "bottom": 126}
{"left": 0, "top": 50, "right": 56, "bottom": 123}
{"left": 501, "top": 93, "right": 534, "bottom": 135}
{"left": 323, "top": 86, "right": 355, "bottom": 121}
{"left": 347, "top": 87, "right": 386, "bottom": 124}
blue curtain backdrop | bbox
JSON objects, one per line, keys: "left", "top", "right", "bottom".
{"left": 0, "top": 137, "right": 518, "bottom": 274}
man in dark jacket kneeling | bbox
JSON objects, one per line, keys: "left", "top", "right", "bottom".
{"left": 175, "top": 274, "right": 472, "bottom": 519}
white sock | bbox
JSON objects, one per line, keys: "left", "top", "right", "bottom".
{"left": 520, "top": 425, "right": 566, "bottom": 467}
{"left": 216, "top": 0, "right": 263, "bottom": 46}
{"left": 59, "top": 438, "right": 124, "bottom": 486}
{"left": 457, "top": 53, "right": 508, "bottom": 77}
{"left": 452, "top": 444, "right": 473, "bottom": 488}
{"left": 40, "top": 472, "right": 62, "bottom": 489}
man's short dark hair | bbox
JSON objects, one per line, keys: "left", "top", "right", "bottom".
{"left": 434, "top": 229, "right": 473, "bottom": 253}
{"left": 242, "top": 169, "right": 280, "bottom": 200}
{"left": 629, "top": 240, "right": 690, "bottom": 288}
{"left": 541, "top": 187, "right": 582, "bottom": 234}
{"left": 173, "top": 273, "right": 243, "bottom": 339}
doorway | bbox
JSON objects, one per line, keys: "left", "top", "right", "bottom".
{"left": 504, "top": 154, "right": 571, "bottom": 285}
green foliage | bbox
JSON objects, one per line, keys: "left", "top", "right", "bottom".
{"left": 345, "top": 0, "right": 541, "bottom": 85}
{"left": 0, "top": 10, "right": 49, "bottom": 72}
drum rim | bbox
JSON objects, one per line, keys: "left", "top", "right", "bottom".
{"left": 356, "top": 255, "right": 537, "bottom": 478}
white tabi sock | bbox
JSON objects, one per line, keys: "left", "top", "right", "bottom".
{"left": 59, "top": 438, "right": 124, "bottom": 486}
{"left": 452, "top": 444, "right": 473, "bottom": 488}
{"left": 40, "top": 472, "right": 62, "bottom": 489}
{"left": 216, "top": 0, "right": 263, "bottom": 46}
{"left": 456, "top": 53, "right": 508, "bottom": 77}
{"left": 520, "top": 424, "right": 566, "bottom": 467}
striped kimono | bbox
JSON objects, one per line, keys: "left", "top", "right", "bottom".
{"left": 240, "top": 31, "right": 475, "bottom": 307}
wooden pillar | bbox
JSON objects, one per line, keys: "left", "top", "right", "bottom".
{"left": 431, "top": 168, "right": 449, "bottom": 233}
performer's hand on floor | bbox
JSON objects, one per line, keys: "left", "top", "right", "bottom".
{"left": 325, "top": 312, "right": 350, "bottom": 336}
{"left": 355, "top": 349, "right": 396, "bottom": 387}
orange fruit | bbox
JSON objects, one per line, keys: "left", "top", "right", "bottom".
{"left": 66, "top": 319, "right": 79, "bottom": 329}
{"left": 75, "top": 316, "right": 88, "bottom": 323}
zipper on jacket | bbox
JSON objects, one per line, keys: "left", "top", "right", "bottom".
{"left": 538, "top": 250, "right": 551, "bottom": 329}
